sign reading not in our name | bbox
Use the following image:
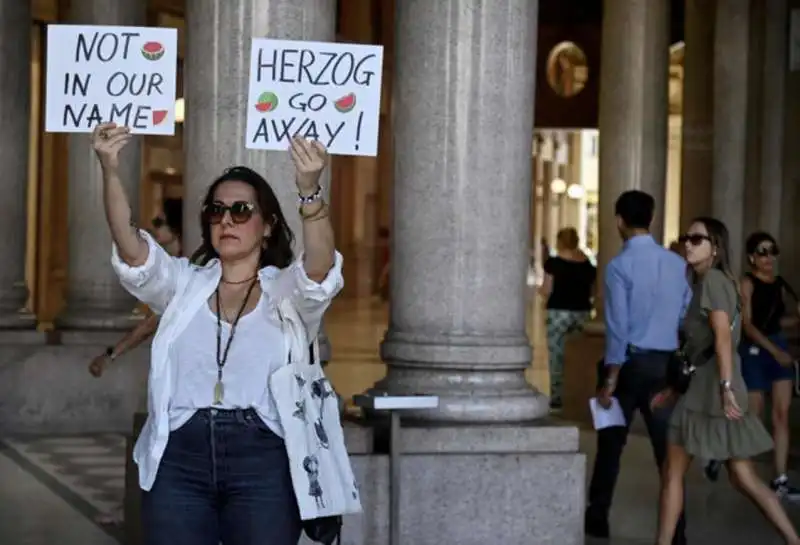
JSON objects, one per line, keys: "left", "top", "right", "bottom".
{"left": 45, "top": 24, "right": 178, "bottom": 135}
{"left": 245, "top": 38, "right": 384, "bottom": 157}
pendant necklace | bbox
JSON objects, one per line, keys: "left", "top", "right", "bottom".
{"left": 214, "top": 277, "right": 258, "bottom": 405}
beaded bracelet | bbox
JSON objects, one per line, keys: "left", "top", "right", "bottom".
{"left": 298, "top": 185, "right": 323, "bottom": 206}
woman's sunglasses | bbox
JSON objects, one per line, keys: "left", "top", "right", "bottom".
{"left": 754, "top": 245, "right": 780, "bottom": 257}
{"left": 678, "top": 233, "right": 710, "bottom": 246}
{"left": 203, "top": 201, "right": 256, "bottom": 225}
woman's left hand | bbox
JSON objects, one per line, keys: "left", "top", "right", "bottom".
{"left": 290, "top": 137, "right": 328, "bottom": 194}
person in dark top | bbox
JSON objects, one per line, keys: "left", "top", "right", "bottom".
{"left": 539, "top": 227, "right": 596, "bottom": 409}
{"left": 705, "top": 232, "right": 800, "bottom": 499}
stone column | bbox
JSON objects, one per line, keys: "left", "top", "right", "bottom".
{"left": 780, "top": 2, "right": 800, "bottom": 289}
{"left": 759, "top": 0, "right": 787, "bottom": 235}
{"left": 183, "top": 0, "right": 336, "bottom": 359}
{"left": 60, "top": 0, "right": 146, "bottom": 329}
{"left": 713, "top": 0, "right": 750, "bottom": 275}
{"left": 679, "top": 0, "right": 715, "bottom": 230}
{"left": 596, "top": 0, "right": 670, "bottom": 312}
{"left": 0, "top": 2, "right": 33, "bottom": 328}
{"left": 376, "top": 0, "right": 545, "bottom": 422}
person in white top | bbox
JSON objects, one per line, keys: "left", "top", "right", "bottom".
{"left": 92, "top": 122, "right": 352, "bottom": 545}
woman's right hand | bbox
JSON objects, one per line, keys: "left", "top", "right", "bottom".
{"left": 722, "top": 389, "right": 742, "bottom": 420}
{"left": 91, "top": 123, "right": 131, "bottom": 171}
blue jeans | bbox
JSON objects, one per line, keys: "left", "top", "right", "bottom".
{"left": 142, "top": 408, "right": 301, "bottom": 545}
{"left": 740, "top": 333, "right": 794, "bottom": 392}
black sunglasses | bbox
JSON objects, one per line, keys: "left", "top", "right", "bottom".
{"left": 203, "top": 201, "right": 256, "bottom": 225}
{"left": 678, "top": 233, "right": 711, "bottom": 246}
{"left": 754, "top": 245, "right": 780, "bottom": 257}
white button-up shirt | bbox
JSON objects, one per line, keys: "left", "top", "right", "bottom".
{"left": 111, "top": 231, "right": 343, "bottom": 492}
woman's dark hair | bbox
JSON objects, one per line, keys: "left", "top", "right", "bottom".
{"left": 190, "top": 166, "right": 294, "bottom": 269}
{"left": 745, "top": 231, "right": 778, "bottom": 256}
{"left": 689, "top": 216, "right": 736, "bottom": 285}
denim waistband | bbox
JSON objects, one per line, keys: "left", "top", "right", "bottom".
{"left": 194, "top": 407, "right": 259, "bottom": 424}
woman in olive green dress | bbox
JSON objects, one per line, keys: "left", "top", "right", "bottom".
{"left": 653, "top": 217, "right": 800, "bottom": 545}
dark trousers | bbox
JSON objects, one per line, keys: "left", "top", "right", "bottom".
{"left": 586, "top": 350, "right": 687, "bottom": 541}
{"left": 142, "top": 408, "right": 302, "bottom": 545}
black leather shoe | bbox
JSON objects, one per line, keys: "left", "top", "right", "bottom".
{"left": 584, "top": 511, "right": 610, "bottom": 539}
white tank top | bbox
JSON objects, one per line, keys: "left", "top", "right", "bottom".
{"left": 168, "top": 296, "right": 285, "bottom": 436}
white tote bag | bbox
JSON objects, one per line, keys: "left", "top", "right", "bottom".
{"left": 270, "top": 335, "right": 362, "bottom": 521}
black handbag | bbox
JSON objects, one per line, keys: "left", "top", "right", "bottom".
{"left": 666, "top": 345, "right": 695, "bottom": 395}
{"left": 303, "top": 516, "right": 342, "bottom": 545}
{"left": 667, "top": 308, "right": 738, "bottom": 394}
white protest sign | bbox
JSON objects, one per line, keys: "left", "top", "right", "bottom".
{"left": 45, "top": 24, "right": 178, "bottom": 135}
{"left": 246, "top": 38, "right": 384, "bottom": 156}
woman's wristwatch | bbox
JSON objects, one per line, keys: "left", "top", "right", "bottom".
{"left": 105, "top": 346, "right": 117, "bottom": 362}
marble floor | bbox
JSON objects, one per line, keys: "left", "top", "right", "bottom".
{"left": 2, "top": 295, "right": 800, "bottom": 544}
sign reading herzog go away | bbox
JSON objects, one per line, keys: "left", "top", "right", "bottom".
{"left": 245, "top": 38, "right": 384, "bottom": 157}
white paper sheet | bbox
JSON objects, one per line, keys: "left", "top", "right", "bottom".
{"left": 589, "top": 397, "right": 626, "bottom": 430}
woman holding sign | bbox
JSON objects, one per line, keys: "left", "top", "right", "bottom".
{"left": 92, "top": 123, "right": 360, "bottom": 545}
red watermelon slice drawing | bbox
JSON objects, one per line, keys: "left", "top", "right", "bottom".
{"left": 141, "top": 41, "right": 165, "bottom": 61}
{"left": 334, "top": 93, "right": 356, "bottom": 113}
{"left": 254, "top": 91, "right": 279, "bottom": 113}
{"left": 152, "top": 110, "right": 168, "bottom": 126}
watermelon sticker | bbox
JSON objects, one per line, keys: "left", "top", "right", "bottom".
{"left": 152, "top": 110, "right": 168, "bottom": 126}
{"left": 141, "top": 41, "right": 165, "bottom": 61}
{"left": 255, "top": 91, "right": 279, "bottom": 113}
{"left": 333, "top": 93, "right": 356, "bottom": 113}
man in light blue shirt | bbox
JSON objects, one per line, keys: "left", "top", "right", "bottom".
{"left": 585, "top": 191, "right": 692, "bottom": 545}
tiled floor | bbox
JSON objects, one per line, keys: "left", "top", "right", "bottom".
{"left": 2, "top": 295, "right": 800, "bottom": 543}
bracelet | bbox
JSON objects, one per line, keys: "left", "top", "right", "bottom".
{"left": 299, "top": 201, "right": 327, "bottom": 220}
{"left": 297, "top": 185, "right": 323, "bottom": 206}
{"left": 105, "top": 346, "right": 117, "bottom": 362}
{"left": 304, "top": 210, "right": 330, "bottom": 223}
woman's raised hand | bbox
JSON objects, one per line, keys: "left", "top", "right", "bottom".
{"left": 92, "top": 123, "right": 132, "bottom": 171}
{"left": 289, "top": 137, "right": 328, "bottom": 194}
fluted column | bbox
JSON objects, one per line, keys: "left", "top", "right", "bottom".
{"left": 60, "top": 0, "right": 146, "bottom": 329}
{"left": 375, "top": 0, "right": 545, "bottom": 422}
{"left": 679, "top": 0, "right": 715, "bottom": 230}
{"left": 0, "top": 2, "right": 33, "bottom": 328}
{"left": 713, "top": 0, "right": 750, "bottom": 275}
{"left": 184, "top": 0, "right": 336, "bottom": 359}
{"left": 595, "top": 0, "right": 670, "bottom": 317}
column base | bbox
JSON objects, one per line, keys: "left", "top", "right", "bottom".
{"left": 369, "top": 331, "right": 549, "bottom": 422}
{"left": 366, "top": 370, "right": 550, "bottom": 423}
{"left": 58, "top": 308, "right": 144, "bottom": 330}
{"left": 0, "top": 309, "right": 36, "bottom": 329}
{"left": 0, "top": 329, "right": 148, "bottom": 434}
{"left": 331, "top": 423, "right": 585, "bottom": 545}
